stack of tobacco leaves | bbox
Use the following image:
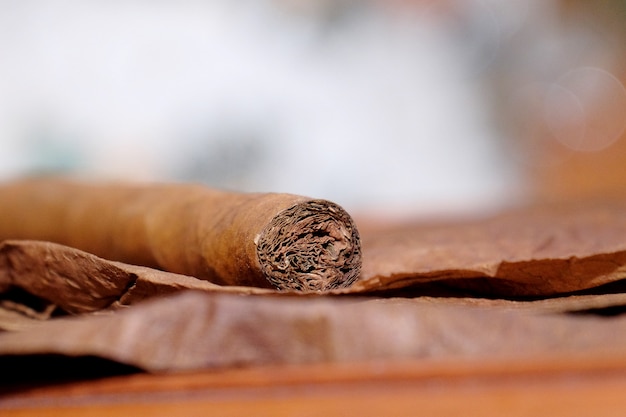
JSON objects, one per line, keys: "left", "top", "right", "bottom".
{"left": 1, "top": 179, "right": 626, "bottom": 382}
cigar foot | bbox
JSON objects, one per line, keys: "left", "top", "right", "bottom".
{"left": 256, "top": 200, "right": 361, "bottom": 292}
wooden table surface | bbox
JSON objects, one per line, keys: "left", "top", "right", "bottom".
{"left": 2, "top": 351, "right": 626, "bottom": 416}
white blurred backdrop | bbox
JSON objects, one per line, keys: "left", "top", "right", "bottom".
{"left": 1, "top": 0, "right": 625, "bottom": 217}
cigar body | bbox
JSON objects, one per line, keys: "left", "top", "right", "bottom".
{"left": 0, "top": 178, "right": 362, "bottom": 291}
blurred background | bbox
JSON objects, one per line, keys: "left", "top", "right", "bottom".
{"left": 1, "top": 0, "right": 625, "bottom": 218}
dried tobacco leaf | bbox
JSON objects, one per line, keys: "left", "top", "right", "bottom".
{"left": 351, "top": 199, "right": 626, "bottom": 296}
{"left": 0, "top": 240, "right": 273, "bottom": 323}
{"left": 2, "top": 291, "right": 626, "bottom": 373}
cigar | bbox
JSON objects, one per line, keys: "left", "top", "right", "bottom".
{"left": 0, "top": 178, "right": 362, "bottom": 292}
